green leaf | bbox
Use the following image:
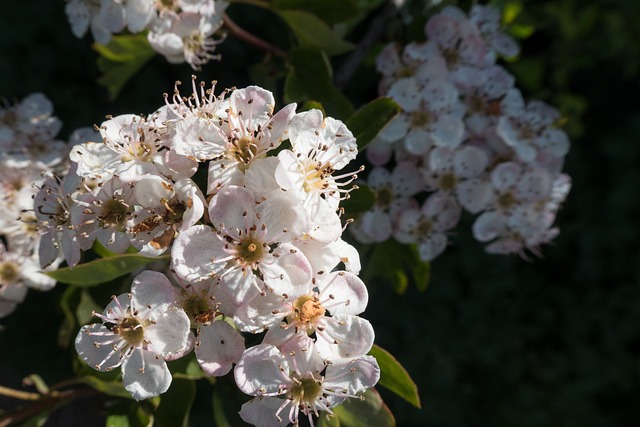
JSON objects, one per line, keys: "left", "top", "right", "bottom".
{"left": 212, "top": 378, "right": 250, "bottom": 427}
{"left": 341, "top": 184, "right": 375, "bottom": 214}
{"left": 76, "top": 289, "right": 102, "bottom": 325}
{"left": 317, "top": 413, "right": 341, "bottom": 427}
{"left": 412, "top": 256, "right": 431, "bottom": 293}
{"left": 106, "top": 415, "right": 130, "bottom": 427}
{"left": 285, "top": 48, "right": 354, "bottom": 119}
{"left": 94, "top": 34, "right": 156, "bottom": 101}
{"left": 57, "top": 285, "right": 80, "bottom": 348}
{"left": 155, "top": 379, "right": 196, "bottom": 427}
{"left": 45, "top": 254, "right": 168, "bottom": 286}
{"left": 346, "top": 97, "right": 401, "bottom": 150}
{"left": 272, "top": 0, "right": 360, "bottom": 24}
{"left": 369, "top": 344, "right": 421, "bottom": 408}
{"left": 279, "top": 10, "right": 355, "bottom": 56}
{"left": 392, "top": 269, "right": 408, "bottom": 295}
{"left": 332, "top": 388, "right": 395, "bottom": 427}
{"left": 169, "top": 353, "right": 207, "bottom": 381}
{"left": 19, "top": 411, "right": 50, "bottom": 427}
{"left": 79, "top": 372, "right": 131, "bottom": 399}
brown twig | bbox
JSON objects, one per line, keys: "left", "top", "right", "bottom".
{"left": 223, "top": 13, "right": 287, "bottom": 58}
{"left": 0, "top": 387, "right": 100, "bottom": 427}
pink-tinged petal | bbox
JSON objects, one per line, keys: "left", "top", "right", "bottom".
{"left": 163, "top": 332, "right": 195, "bottom": 362}
{"left": 263, "top": 321, "right": 299, "bottom": 350}
{"left": 239, "top": 398, "right": 290, "bottom": 427}
{"left": 472, "top": 211, "right": 506, "bottom": 242}
{"left": 379, "top": 114, "right": 409, "bottom": 142}
{"left": 195, "top": 320, "right": 245, "bottom": 376}
{"left": 146, "top": 307, "right": 191, "bottom": 357}
{"left": 366, "top": 167, "right": 391, "bottom": 190}
{"left": 417, "top": 233, "right": 448, "bottom": 261}
{"left": 244, "top": 157, "right": 281, "bottom": 195}
{"left": 491, "top": 161, "right": 521, "bottom": 191}
{"left": 324, "top": 355, "right": 380, "bottom": 395}
{"left": 261, "top": 244, "right": 312, "bottom": 295}
{"left": 456, "top": 178, "right": 493, "bottom": 214}
{"left": 539, "top": 128, "right": 570, "bottom": 158}
{"left": 217, "top": 267, "right": 263, "bottom": 307}
{"left": 155, "top": 148, "right": 199, "bottom": 180}
{"left": 171, "top": 225, "right": 218, "bottom": 282}
{"left": 261, "top": 103, "right": 297, "bottom": 148}
{"left": 391, "top": 161, "right": 424, "bottom": 197}
{"left": 318, "top": 272, "right": 368, "bottom": 316}
{"left": 453, "top": 146, "right": 488, "bottom": 178}
{"left": 172, "top": 116, "right": 225, "bottom": 160}
{"left": 131, "top": 271, "right": 177, "bottom": 316}
{"left": 75, "top": 324, "right": 125, "bottom": 372}
{"left": 38, "top": 231, "right": 60, "bottom": 268}
{"left": 393, "top": 208, "right": 421, "bottom": 244}
{"left": 234, "top": 344, "right": 290, "bottom": 396}
{"left": 206, "top": 157, "right": 244, "bottom": 194}
{"left": 208, "top": 186, "right": 255, "bottom": 231}
{"left": 355, "top": 209, "right": 392, "bottom": 243}
{"left": 289, "top": 109, "right": 324, "bottom": 150}
{"left": 234, "top": 291, "right": 289, "bottom": 333}
{"left": 231, "top": 86, "right": 275, "bottom": 127}
{"left": 404, "top": 128, "right": 433, "bottom": 156}
{"left": 431, "top": 115, "right": 465, "bottom": 148}
{"left": 69, "top": 141, "right": 120, "bottom": 178}
{"left": 388, "top": 78, "right": 422, "bottom": 112}
{"left": 122, "top": 349, "right": 172, "bottom": 401}
{"left": 316, "top": 315, "right": 375, "bottom": 360}
{"left": 133, "top": 175, "right": 174, "bottom": 208}
{"left": 258, "top": 192, "right": 308, "bottom": 243}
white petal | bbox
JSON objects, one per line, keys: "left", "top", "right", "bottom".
{"left": 74, "top": 324, "right": 125, "bottom": 372}
{"left": 317, "top": 272, "right": 368, "bottom": 316}
{"left": 234, "top": 344, "right": 290, "bottom": 396}
{"left": 239, "top": 398, "right": 290, "bottom": 427}
{"left": 316, "top": 315, "right": 375, "bottom": 360}
{"left": 122, "top": 349, "right": 172, "bottom": 400}
{"left": 131, "top": 271, "right": 177, "bottom": 317}
{"left": 195, "top": 321, "right": 245, "bottom": 376}
{"left": 146, "top": 307, "right": 191, "bottom": 357}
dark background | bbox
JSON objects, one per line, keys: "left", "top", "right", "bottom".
{"left": 1, "top": 0, "right": 639, "bottom": 425}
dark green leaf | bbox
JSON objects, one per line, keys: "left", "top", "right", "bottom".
{"left": 155, "top": 379, "right": 196, "bottom": 427}
{"left": 19, "top": 411, "right": 50, "bottom": 427}
{"left": 346, "top": 97, "right": 401, "bottom": 150}
{"left": 332, "top": 388, "right": 395, "bottom": 427}
{"left": 106, "top": 415, "right": 130, "bottom": 427}
{"left": 272, "top": 0, "right": 360, "bottom": 24}
{"left": 169, "top": 353, "right": 207, "bottom": 381}
{"left": 279, "top": 11, "right": 355, "bottom": 56}
{"left": 392, "top": 269, "right": 408, "bottom": 295}
{"left": 341, "top": 184, "right": 375, "bottom": 214}
{"left": 212, "top": 379, "right": 250, "bottom": 427}
{"left": 285, "top": 48, "right": 354, "bottom": 119}
{"left": 412, "top": 256, "right": 431, "bottom": 293}
{"left": 45, "top": 254, "right": 168, "bottom": 286}
{"left": 369, "top": 344, "right": 421, "bottom": 408}
{"left": 79, "top": 372, "right": 131, "bottom": 399}
{"left": 57, "top": 285, "right": 80, "bottom": 348}
{"left": 94, "top": 34, "right": 156, "bottom": 101}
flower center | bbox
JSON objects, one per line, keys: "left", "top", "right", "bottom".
{"left": 375, "top": 186, "right": 393, "bottom": 209}
{"left": 416, "top": 217, "right": 434, "bottom": 236}
{"left": 113, "top": 316, "right": 144, "bottom": 347}
{"left": 439, "top": 172, "right": 458, "bottom": 191}
{"left": 101, "top": 199, "right": 129, "bottom": 228}
{"left": 292, "top": 295, "right": 325, "bottom": 326}
{"left": 410, "top": 110, "right": 433, "bottom": 128}
{"left": 182, "top": 292, "right": 216, "bottom": 325}
{"left": 0, "top": 261, "right": 19, "bottom": 284}
{"left": 237, "top": 235, "right": 264, "bottom": 264}
{"left": 288, "top": 374, "right": 323, "bottom": 406}
{"left": 230, "top": 136, "right": 259, "bottom": 171}
{"left": 497, "top": 192, "right": 516, "bottom": 210}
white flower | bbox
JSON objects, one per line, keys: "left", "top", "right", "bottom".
{"left": 234, "top": 343, "right": 379, "bottom": 427}
{"left": 74, "top": 271, "right": 191, "bottom": 400}
{"left": 171, "top": 186, "right": 312, "bottom": 306}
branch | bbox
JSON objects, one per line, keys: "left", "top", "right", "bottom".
{"left": 334, "top": 1, "right": 400, "bottom": 89}
{"left": 223, "top": 13, "right": 287, "bottom": 58}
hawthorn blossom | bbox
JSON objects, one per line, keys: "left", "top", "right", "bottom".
{"left": 75, "top": 271, "right": 191, "bottom": 400}
{"left": 275, "top": 109, "right": 360, "bottom": 213}
{"left": 171, "top": 185, "right": 312, "bottom": 307}
{"left": 234, "top": 343, "right": 380, "bottom": 427}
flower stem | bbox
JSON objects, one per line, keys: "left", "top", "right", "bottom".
{"left": 0, "top": 385, "right": 41, "bottom": 401}
{"left": 223, "top": 13, "right": 287, "bottom": 58}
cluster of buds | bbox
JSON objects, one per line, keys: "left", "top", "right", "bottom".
{"left": 351, "top": 5, "right": 571, "bottom": 260}
{"left": 64, "top": 0, "right": 228, "bottom": 69}
{"left": 37, "top": 79, "right": 380, "bottom": 425}
{"left": 0, "top": 93, "right": 96, "bottom": 318}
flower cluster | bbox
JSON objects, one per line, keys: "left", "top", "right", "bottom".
{"left": 64, "top": 0, "right": 228, "bottom": 69}
{"left": 0, "top": 93, "right": 95, "bottom": 318}
{"left": 43, "top": 79, "right": 380, "bottom": 424}
{"left": 351, "top": 5, "right": 571, "bottom": 260}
